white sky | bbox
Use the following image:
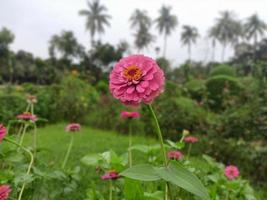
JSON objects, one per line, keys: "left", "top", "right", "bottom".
{"left": 1, "top": 0, "right": 267, "bottom": 66}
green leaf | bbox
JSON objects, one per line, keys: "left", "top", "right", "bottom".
{"left": 120, "top": 164, "right": 161, "bottom": 181}
{"left": 14, "top": 174, "right": 34, "bottom": 186}
{"left": 130, "top": 144, "right": 160, "bottom": 154}
{"left": 124, "top": 178, "right": 145, "bottom": 200}
{"left": 176, "top": 141, "right": 185, "bottom": 149}
{"left": 144, "top": 191, "right": 164, "bottom": 200}
{"left": 81, "top": 154, "right": 100, "bottom": 166}
{"left": 156, "top": 161, "right": 210, "bottom": 200}
{"left": 166, "top": 140, "right": 177, "bottom": 149}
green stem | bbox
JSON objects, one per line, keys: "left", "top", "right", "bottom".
{"left": 148, "top": 105, "right": 167, "bottom": 166}
{"left": 187, "top": 143, "right": 192, "bottom": 160}
{"left": 148, "top": 105, "right": 172, "bottom": 200}
{"left": 109, "top": 181, "right": 113, "bottom": 200}
{"left": 30, "top": 103, "right": 34, "bottom": 114}
{"left": 33, "top": 124, "right": 37, "bottom": 157}
{"left": 4, "top": 137, "right": 34, "bottom": 200}
{"left": 226, "top": 190, "right": 229, "bottom": 200}
{"left": 25, "top": 104, "right": 30, "bottom": 112}
{"left": 128, "top": 122, "right": 132, "bottom": 167}
{"left": 62, "top": 134, "right": 74, "bottom": 169}
{"left": 19, "top": 125, "right": 28, "bottom": 147}
{"left": 16, "top": 124, "right": 24, "bottom": 142}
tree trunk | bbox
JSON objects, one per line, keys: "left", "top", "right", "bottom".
{"left": 212, "top": 41, "right": 216, "bottom": 62}
{"left": 90, "top": 34, "right": 95, "bottom": 48}
{"left": 188, "top": 43, "right": 191, "bottom": 64}
{"left": 163, "top": 34, "right": 167, "bottom": 57}
{"left": 254, "top": 34, "right": 258, "bottom": 62}
{"left": 221, "top": 43, "right": 226, "bottom": 62}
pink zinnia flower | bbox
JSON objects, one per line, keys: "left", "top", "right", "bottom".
{"left": 0, "top": 185, "right": 11, "bottom": 200}
{"left": 0, "top": 124, "right": 7, "bottom": 143}
{"left": 101, "top": 170, "right": 120, "bottom": 180}
{"left": 109, "top": 55, "right": 165, "bottom": 106}
{"left": 225, "top": 165, "right": 239, "bottom": 180}
{"left": 16, "top": 112, "right": 37, "bottom": 122}
{"left": 65, "top": 123, "right": 81, "bottom": 132}
{"left": 167, "top": 150, "right": 183, "bottom": 160}
{"left": 120, "top": 111, "right": 140, "bottom": 119}
{"left": 184, "top": 136, "right": 199, "bottom": 143}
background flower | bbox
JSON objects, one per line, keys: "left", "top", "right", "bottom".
{"left": 16, "top": 112, "right": 38, "bottom": 122}
{"left": 167, "top": 150, "right": 183, "bottom": 160}
{"left": 0, "top": 185, "right": 11, "bottom": 200}
{"left": 225, "top": 165, "right": 239, "bottom": 180}
{"left": 65, "top": 123, "right": 81, "bottom": 132}
{"left": 184, "top": 136, "right": 199, "bottom": 143}
{"left": 0, "top": 124, "right": 7, "bottom": 143}
{"left": 101, "top": 170, "right": 120, "bottom": 180}
{"left": 120, "top": 111, "right": 140, "bottom": 119}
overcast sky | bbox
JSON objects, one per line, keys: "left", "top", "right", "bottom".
{"left": 1, "top": 0, "right": 267, "bottom": 66}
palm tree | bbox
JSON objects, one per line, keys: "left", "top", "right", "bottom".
{"left": 212, "top": 11, "right": 243, "bottom": 61}
{"left": 79, "top": 0, "right": 111, "bottom": 46}
{"left": 244, "top": 14, "right": 267, "bottom": 58}
{"left": 130, "top": 9, "right": 152, "bottom": 30}
{"left": 49, "top": 30, "right": 84, "bottom": 63}
{"left": 208, "top": 25, "right": 220, "bottom": 61}
{"left": 180, "top": 25, "right": 199, "bottom": 62}
{"left": 130, "top": 9, "right": 153, "bottom": 52}
{"left": 155, "top": 5, "right": 178, "bottom": 57}
{"left": 134, "top": 24, "right": 154, "bottom": 52}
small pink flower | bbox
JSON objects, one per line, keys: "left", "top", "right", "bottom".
{"left": 0, "top": 124, "right": 7, "bottom": 143}
{"left": 16, "top": 112, "right": 38, "bottom": 122}
{"left": 120, "top": 111, "right": 140, "bottom": 119}
{"left": 167, "top": 150, "right": 183, "bottom": 160}
{"left": 27, "top": 95, "right": 37, "bottom": 104}
{"left": 184, "top": 136, "right": 199, "bottom": 143}
{"left": 101, "top": 170, "right": 120, "bottom": 180}
{"left": 0, "top": 185, "right": 11, "bottom": 200}
{"left": 109, "top": 55, "right": 165, "bottom": 106}
{"left": 225, "top": 165, "right": 239, "bottom": 180}
{"left": 65, "top": 123, "right": 81, "bottom": 132}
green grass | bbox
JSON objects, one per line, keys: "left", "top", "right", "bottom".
{"left": 23, "top": 123, "right": 156, "bottom": 168}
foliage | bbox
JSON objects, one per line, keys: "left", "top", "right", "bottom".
{"left": 56, "top": 75, "right": 99, "bottom": 122}
{"left": 156, "top": 97, "right": 209, "bottom": 138}
{"left": 210, "top": 65, "right": 236, "bottom": 77}
{"left": 185, "top": 79, "right": 206, "bottom": 102}
{"left": 0, "top": 92, "right": 26, "bottom": 123}
{"left": 206, "top": 75, "right": 243, "bottom": 110}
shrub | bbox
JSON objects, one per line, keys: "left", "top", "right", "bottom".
{"left": 185, "top": 79, "right": 206, "bottom": 102}
{"left": 206, "top": 75, "right": 243, "bottom": 110}
{"left": 210, "top": 65, "right": 236, "bottom": 77}
{"left": 34, "top": 85, "right": 61, "bottom": 122}
{"left": 56, "top": 75, "right": 99, "bottom": 122}
{"left": 156, "top": 97, "right": 209, "bottom": 138}
{"left": 0, "top": 93, "right": 26, "bottom": 123}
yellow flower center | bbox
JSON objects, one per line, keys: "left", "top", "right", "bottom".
{"left": 123, "top": 65, "right": 142, "bottom": 81}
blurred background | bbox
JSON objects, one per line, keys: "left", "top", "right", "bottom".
{"left": 1, "top": 0, "right": 267, "bottom": 198}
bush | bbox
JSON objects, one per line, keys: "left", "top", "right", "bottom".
{"left": 185, "top": 79, "right": 206, "bottom": 102}
{"left": 206, "top": 75, "right": 243, "bottom": 110}
{"left": 0, "top": 93, "right": 26, "bottom": 123}
{"left": 34, "top": 85, "right": 61, "bottom": 122}
{"left": 156, "top": 97, "right": 209, "bottom": 138}
{"left": 210, "top": 65, "right": 236, "bottom": 77}
{"left": 56, "top": 75, "right": 99, "bottom": 122}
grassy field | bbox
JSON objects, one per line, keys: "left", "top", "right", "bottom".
{"left": 23, "top": 123, "right": 156, "bottom": 168}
